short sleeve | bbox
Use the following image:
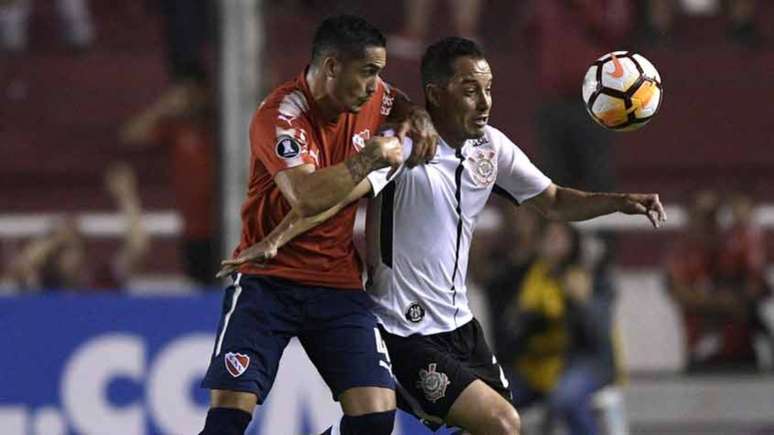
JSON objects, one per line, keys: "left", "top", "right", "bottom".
{"left": 365, "top": 131, "right": 412, "bottom": 197}
{"left": 491, "top": 127, "right": 551, "bottom": 204}
{"left": 249, "top": 112, "right": 316, "bottom": 177}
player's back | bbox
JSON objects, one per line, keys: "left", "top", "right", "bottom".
{"left": 236, "top": 70, "right": 392, "bottom": 290}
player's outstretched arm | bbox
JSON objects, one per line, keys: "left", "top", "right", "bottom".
{"left": 216, "top": 179, "right": 374, "bottom": 278}
{"left": 525, "top": 183, "right": 667, "bottom": 228}
{"left": 275, "top": 136, "right": 401, "bottom": 217}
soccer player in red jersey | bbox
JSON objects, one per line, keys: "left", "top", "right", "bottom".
{"left": 199, "top": 15, "right": 438, "bottom": 435}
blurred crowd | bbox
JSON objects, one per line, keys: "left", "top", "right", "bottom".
{"left": 465, "top": 187, "right": 773, "bottom": 433}
{"left": 1, "top": 0, "right": 772, "bottom": 432}
{"left": 1, "top": 4, "right": 772, "bottom": 431}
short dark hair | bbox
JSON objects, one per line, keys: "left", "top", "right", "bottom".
{"left": 421, "top": 37, "right": 485, "bottom": 88}
{"left": 311, "top": 15, "right": 386, "bottom": 64}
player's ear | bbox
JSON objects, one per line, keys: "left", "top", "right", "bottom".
{"left": 425, "top": 83, "right": 441, "bottom": 108}
{"left": 321, "top": 55, "right": 339, "bottom": 79}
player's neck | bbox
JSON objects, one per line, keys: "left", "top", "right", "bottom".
{"left": 434, "top": 122, "right": 465, "bottom": 149}
{"left": 429, "top": 108, "right": 465, "bottom": 149}
{"left": 305, "top": 67, "right": 342, "bottom": 123}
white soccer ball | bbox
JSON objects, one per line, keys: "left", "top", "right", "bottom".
{"left": 582, "top": 51, "right": 663, "bottom": 131}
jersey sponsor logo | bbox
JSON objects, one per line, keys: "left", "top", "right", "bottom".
{"left": 470, "top": 136, "right": 489, "bottom": 147}
{"left": 352, "top": 129, "right": 371, "bottom": 151}
{"left": 380, "top": 94, "right": 394, "bottom": 116}
{"left": 224, "top": 352, "right": 250, "bottom": 378}
{"left": 275, "top": 135, "right": 301, "bottom": 159}
{"left": 405, "top": 302, "right": 425, "bottom": 323}
{"left": 416, "top": 363, "right": 450, "bottom": 403}
{"left": 467, "top": 149, "right": 497, "bottom": 186}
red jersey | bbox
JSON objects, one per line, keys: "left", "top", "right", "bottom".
{"left": 234, "top": 69, "right": 394, "bottom": 289}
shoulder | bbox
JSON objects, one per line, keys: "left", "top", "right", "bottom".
{"left": 251, "top": 84, "right": 312, "bottom": 143}
{"left": 255, "top": 81, "right": 310, "bottom": 124}
{"left": 483, "top": 125, "right": 518, "bottom": 151}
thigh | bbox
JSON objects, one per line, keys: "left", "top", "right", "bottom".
{"left": 299, "top": 289, "right": 394, "bottom": 403}
{"left": 383, "top": 328, "right": 479, "bottom": 431}
{"left": 201, "top": 274, "right": 301, "bottom": 403}
{"left": 460, "top": 319, "right": 512, "bottom": 401}
{"left": 445, "top": 379, "right": 520, "bottom": 433}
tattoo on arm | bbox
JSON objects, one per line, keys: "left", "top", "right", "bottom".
{"left": 345, "top": 152, "right": 375, "bottom": 183}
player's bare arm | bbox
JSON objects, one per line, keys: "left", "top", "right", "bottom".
{"left": 526, "top": 183, "right": 667, "bottom": 228}
{"left": 387, "top": 87, "right": 439, "bottom": 167}
{"left": 275, "top": 136, "right": 400, "bottom": 217}
{"left": 216, "top": 178, "right": 375, "bottom": 278}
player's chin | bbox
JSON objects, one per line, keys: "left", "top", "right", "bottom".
{"left": 466, "top": 124, "right": 487, "bottom": 138}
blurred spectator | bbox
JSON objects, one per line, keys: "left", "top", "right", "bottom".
{"left": 526, "top": 0, "right": 631, "bottom": 195}
{"left": 120, "top": 0, "right": 211, "bottom": 143}
{"left": 123, "top": 79, "right": 215, "bottom": 287}
{"left": 526, "top": 0, "right": 633, "bottom": 282}
{"left": 492, "top": 221, "right": 617, "bottom": 435}
{"left": 482, "top": 206, "right": 543, "bottom": 356}
{"left": 646, "top": 0, "right": 762, "bottom": 47}
{"left": 121, "top": 0, "right": 216, "bottom": 286}
{"left": 388, "top": 0, "right": 482, "bottom": 59}
{"left": 665, "top": 190, "right": 771, "bottom": 371}
{"left": 153, "top": 86, "right": 217, "bottom": 286}
{"left": 0, "top": 0, "right": 94, "bottom": 52}
{"left": 8, "top": 163, "right": 148, "bottom": 291}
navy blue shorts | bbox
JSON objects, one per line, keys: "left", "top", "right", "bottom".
{"left": 201, "top": 274, "right": 394, "bottom": 403}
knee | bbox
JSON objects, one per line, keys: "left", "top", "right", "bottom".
{"left": 209, "top": 389, "right": 257, "bottom": 414}
{"left": 484, "top": 407, "right": 521, "bottom": 435}
{"left": 341, "top": 410, "right": 395, "bottom": 435}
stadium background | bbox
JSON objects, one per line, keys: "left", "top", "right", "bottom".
{"left": 1, "top": 0, "right": 773, "bottom": 434}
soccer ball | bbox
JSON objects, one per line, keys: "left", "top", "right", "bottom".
{"left": 582, "top": 51, "right": 663, "bottom": 131}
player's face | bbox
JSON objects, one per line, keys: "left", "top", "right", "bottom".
{"left": 329, "top": 46, "right": 386, "bottom": 113}
{"left": 437, "top": 56, "right": 492, "bottom": 140}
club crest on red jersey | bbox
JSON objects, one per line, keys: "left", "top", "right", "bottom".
{"left": 224, "top": 352, "right": 250, "bottom": 378}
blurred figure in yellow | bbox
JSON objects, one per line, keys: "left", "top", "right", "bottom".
{"left": 496, "top": 222, "right": 617, "bottom": 435}
{"left": 8, "top": 163, "right": 148, "bottom": 291}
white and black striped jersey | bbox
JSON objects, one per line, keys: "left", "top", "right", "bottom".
{"left": 365, "top": 125, "right": 551, "bottom": 337}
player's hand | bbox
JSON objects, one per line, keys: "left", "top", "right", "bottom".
{"left": 215, "top": 240, "right": 279, "bottom": 279}
{"left": 619, "top": 193, "right": 667, "bottom": 228}
{"left": 396, "top": 107, "right": 438, "bottom": 167}
{"left": 364, "top": 136, "right": 403, "bottom": 178}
